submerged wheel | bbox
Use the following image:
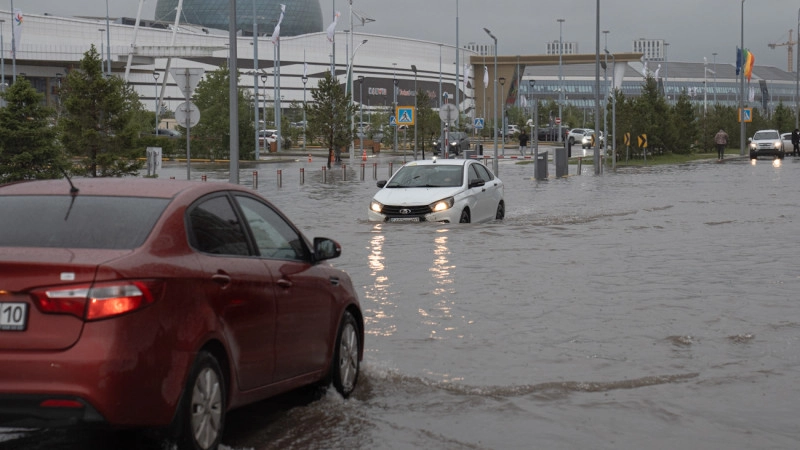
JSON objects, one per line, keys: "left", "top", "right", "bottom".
{"left": 459, "top": 209, "right": 471, "bottom": 223}
{"left": 495, "top": 201, "right": 505, "bottom": 220}
{"left": 175, "top": 351, "right": 225, "bottom": 450}
{"left": 332, "top": 311, "right": 360, "bottom": 398}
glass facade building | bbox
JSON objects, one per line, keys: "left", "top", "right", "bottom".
{"left": 154, "top": 0, "right": 323, "bottom": 36}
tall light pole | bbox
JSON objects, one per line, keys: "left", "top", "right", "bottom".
{"left": 499, "top": 76, "right": 506, "bottom": 156}
{"left": 455, "top": 0, "right": 460, "bottom": 129}
{"left": 252, "top": 0, "right": 260, "bottom": 161}
{"left": 261, "top": 73, "right": 268, "bottom": 153}
{"left": 105, "top": 0, "right": 111, "bottom": 76}
{"left": 664, "top": 42, "right": 670, "bottom": 103}
{"left": 411, "top": 65, "right": 418, "bottom": 159}
{"left": 704, "top": 57, "right": 708, "bottom": 117}
{"left": 99, "top": 29, "right": 106, "bottom": 72}
{"left": 605, "top": 50, "right": 616, "bottom": 169}
{"left": 483, "top": 27, "right": 499, "bottom": 174}
{"left": 0, "top": 20, "right": 5, "bottom": 98}
{"left": 302, "top": 73, "right": 308, "bottom": 152}
{"left": 393, "top": 62, "right": 398, "bottom": 155}
{"left": 358, "top": 75, "right": 365, "bottom": 158}
{"left": 712, "top": 52, "right": 718, "bottom": 104}
{"left": 347, "top": 39, "right": 368, "bottom": 162}
{"left": 740, "top": 0, "right": 746, "bottom": 156}
{"left": 557, "top": 18, "right": 565, "bottom": 144}
{"left": 153, "top": 71, "right": 160, "bottom": 132}
{"left": 796, "top": 8, "right": 799, "bottom": 129}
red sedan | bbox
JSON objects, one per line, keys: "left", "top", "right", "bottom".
{"left": 0, "top": 178, "right": 363, "bottom": 450}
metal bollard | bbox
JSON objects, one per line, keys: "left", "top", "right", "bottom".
{"left": 253, "top": 171, "right": 258, "bottom": 189}
{"left": 360, "top": 163, "right": 365, "bottom": 181}
{"left": 322, "top": 166, "right": 327, "bottom": 183}
{"left": 373, "top": 162, "right": 378, "bottom": 180}
{"left": 300, "top": 167, "right": 305, "bottom": 185}
{"left": 276, "top": 169, "right": 281, "bottom": 188}
{"left": 576, "top": 157, "right": 582, "bottom": 175}
{"left": 201, "top": 175, "right": 207, "bottom": 182}
{"left": 388, "top": 162, "right": 393, "bottom": 177}
{"left": 342, "top": 164, "right": 347, "bottom": 181}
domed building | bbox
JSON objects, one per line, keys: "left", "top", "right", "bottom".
{"left": 154, "top": 0, "right": 322, "bottom": 36}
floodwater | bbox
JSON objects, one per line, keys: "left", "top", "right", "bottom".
{"left": 3, "top": 154, "right": 800, "bottom": 449}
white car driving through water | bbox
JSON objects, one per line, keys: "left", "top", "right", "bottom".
{"left": 368, "top": 158, "right": 505, "bottom": 224}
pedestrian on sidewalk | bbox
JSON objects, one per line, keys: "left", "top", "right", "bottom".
{"left": 518, "top": 129, "right": 529, "bottom": 156}
{"left": 791, "top": 128, "right": 800, "bottom": 156}
{"left": 714, "top": 128, "right": 729, "bottom": 160}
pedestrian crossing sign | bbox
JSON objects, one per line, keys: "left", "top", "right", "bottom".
{"left": 739, "top": 108, "right": 752, "bottom": 123}
{"left": 389, "top": 115, "right": 397, "bottom": 126}
{"left": 474, "top": 118, "right": 485, "bottom": 129}
{"left": 396, "top": 106, "right": 415, "bottom": 126}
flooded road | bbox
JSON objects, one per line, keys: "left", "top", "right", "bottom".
{"left": 3, "top": 155, "right": 800, "bottom": 449}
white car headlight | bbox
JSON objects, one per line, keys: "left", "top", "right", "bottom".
{"left": 370, "top": 200, "right": 384, "bottom": 213}
{"left": 774, "top": 141, "right": 782, "bottom": 149}
{"left": 430, "top": 197, "right": 455, "bottom": 212}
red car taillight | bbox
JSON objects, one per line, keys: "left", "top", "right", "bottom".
{"left": 31, "top": 280, "right": 162, "bottom": 321}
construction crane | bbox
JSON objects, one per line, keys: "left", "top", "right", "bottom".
{"left": 768, "top": 29, "right": 795, "bottom": 72}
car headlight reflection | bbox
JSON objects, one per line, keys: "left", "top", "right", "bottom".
{"left": 370, "top": 200, "right": 384, "bottom": 213}
{"left": 430, "top": 197, "right": 454, "bottom": 212}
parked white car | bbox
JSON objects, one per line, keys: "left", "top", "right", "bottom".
{"left": 368, "top": 159, "right": 505, "bottom": 224}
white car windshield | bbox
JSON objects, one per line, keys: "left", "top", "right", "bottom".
{"left": 754, "top": 131, "right": 779, "bottom": 140}
{"left": 386, "top": 165, "right": 464, "bottom": 188}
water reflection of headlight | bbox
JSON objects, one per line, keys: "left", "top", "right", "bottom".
{"left": 773, "top": 158, "right": 782, "bottom": 168}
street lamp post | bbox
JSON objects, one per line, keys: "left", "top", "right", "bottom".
{"left": 153, "top": 71, "right": 160, "bottom": 132}
{"left": 302, "top": 73, "right": 308, "bottom": 152}
{"left": 411, "top": 64, "right": 418, "bottom": 159}
{"left": 0, "top": 20, "right": 5, "bottom": 97}
{"left": 483, "top": 27, "right": 499, "bottom": 174}
{"left": 604, "top": 50, "right": 616, "bottom": 169}
{"left": 99, "top": 29, "right": 106, "bottom": 72}
{"left": 499, "top": 76, "right": 506, "bottom": 156}
{"left": 358, "top": 75, "right": 364, "bottom": 158}
{"left": 712, "top": 52, "right": 718, "bottom": 104}
{"left": 261, "top": 73, "right": 268, "bottom": 154}
{"left": 796, "top": 8, "right": 800, "bottom": 129}
{"left": 740, "top": 0, "right": 746, "bottom": 156}
{"left": 346, "top": 39, "right": 368, "bottom": 162}
{"left": 557, "top": 18, "right": 565, "bottom": 144}
{"left": 393, "top": 62, "right": 398, "bottom": 155}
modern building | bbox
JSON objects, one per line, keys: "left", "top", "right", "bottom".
{"left": 154, "top": 0, "right": 322, "bottom": 37}
{"left": 632, "top": 38, "right": 666, "bottom": 62}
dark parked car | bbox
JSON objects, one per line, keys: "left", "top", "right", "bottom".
{"left": 0, "top": 178, "right": 363, "bottom": 450}
{"left": 433, "top": 131, "right": 470, "bottom": 156}
{"left": 153, "top": 128, "right": 182, "bottom": 138}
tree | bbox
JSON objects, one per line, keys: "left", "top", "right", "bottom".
{"left": 0, "top": 77, "right": 68, "bottom": 182}
{"left": 59, "top": 45, "right": 146, "bottom": 177}
{"left": 190, "top": 63, "right": 255, "bottom": 161}
{"left": 670, "top": 91, "right": 698, "bottom": 154}
{"left": 305, "top": 71, "right": 359, "bottom": 168}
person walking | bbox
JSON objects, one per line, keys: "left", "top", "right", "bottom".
{"left": 518, "top": 129, "right": 529, "bottom": 156}
{"left": 714, "top": 128, "right": 729, "bottom": 161}
{"left": 791, "top": 128, "right": 800, "bottom": 157}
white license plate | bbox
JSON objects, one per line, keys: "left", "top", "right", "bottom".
{"left": 0, "top": 302, "right": 28, "bottom": 331}
{"left": 389, "top": 217, "right": 420, "bottom": 223}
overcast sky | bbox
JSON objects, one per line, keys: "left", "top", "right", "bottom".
{"left": 11, "top": 0, "right": 800, "bottom": 71}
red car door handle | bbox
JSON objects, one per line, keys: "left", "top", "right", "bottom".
{"left": 277, "top": 279, "right": 292, "bottom": 288}
{"left": 211, "top": 273, "right": 231, "bottom": 288}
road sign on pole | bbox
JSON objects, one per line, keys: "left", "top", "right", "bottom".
{"left": 170, "top": 68, "right": 205, "bottom": 98}
{"left": 439, "top": 104, "right": 458, "bottom": 125}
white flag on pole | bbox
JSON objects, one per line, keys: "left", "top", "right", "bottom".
{"left": 12, "top": 8, "right": 23, "bottom": 57}
{"left": 654, "top": 63, "right": 661, "bottom": 79}
{"left": 271, "top": 4, "right": 286, "bottom": 45}
{"left": 326, "top": 11, "right": 340, "bottom": 42}
{"left": 748, "top": 86, "right": 755, "bottom": 102}
{"left": 463, "top": 63, "right": 469, "bottom": 88}
{"left": 483, "top": 65, "right": 489, "bottom": 89}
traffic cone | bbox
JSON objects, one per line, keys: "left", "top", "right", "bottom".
{"left": 362, "top": 148, "right": 367, "bottom": 161}
{"left": 308, "top": 154, "right": 312, "bottom": 163}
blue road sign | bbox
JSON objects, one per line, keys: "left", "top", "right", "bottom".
{"left": 389, "top": 115, "right": 397, "bottom": 126}
{"left": 474, "top": 118, "right": 485, "bottom": 129}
